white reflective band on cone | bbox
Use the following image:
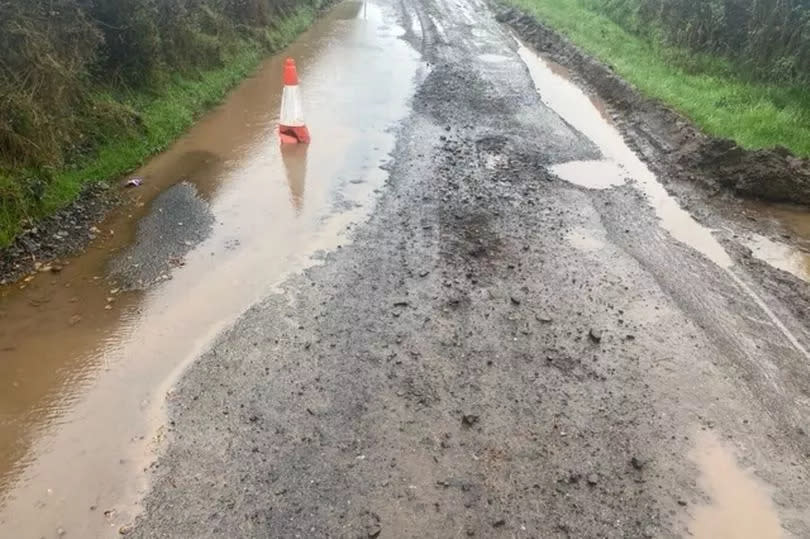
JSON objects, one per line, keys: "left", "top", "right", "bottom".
{"left": 280, "top": 85, "right": 305, "bottom": 127}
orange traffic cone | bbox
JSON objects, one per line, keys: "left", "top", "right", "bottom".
{"left": 279, "top": 58, "right": 311, "bottom": 144}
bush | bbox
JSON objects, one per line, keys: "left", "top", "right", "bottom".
{"left": 582, "top": 0, "right": 810, "bottom": 84}
{"left": 0, "top": 1, "right": 102, "bottom": 168}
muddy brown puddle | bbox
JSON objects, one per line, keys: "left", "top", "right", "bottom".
{"left": 689, "top": 431, "right": 783, "bottom": 539}
{"left": 740, "top": 200, "right": 810, "bottom": 282}
{"left": 0, "top": 1, "right": 420, "bottom": 537}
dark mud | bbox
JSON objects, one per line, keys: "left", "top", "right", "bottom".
{"left": 0, "top": 183, "right": 118, "bottom": 285}
{"left": 496, "top": 8, "right": 810, "bottom": 206}
{"left": 131, "top": 0, "right": 810, "bottom": 537}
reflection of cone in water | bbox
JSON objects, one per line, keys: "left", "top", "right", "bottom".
{"left": 281, "top": 143, "right": 308, "bottom": 213}
{"left": 279, "top": 58, "right": 311, "bottom": 144}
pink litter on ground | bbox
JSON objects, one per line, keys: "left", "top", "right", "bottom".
{"left": 125, "top": 177, "right": 144, "bottom": 187}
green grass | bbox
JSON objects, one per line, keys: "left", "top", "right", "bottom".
{"left": 0, "top": 8, "right": 316, "bottom": 247}
{"left": 504, "top": 0, "right": 810, "bottom": 157}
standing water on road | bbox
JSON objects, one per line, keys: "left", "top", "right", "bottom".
{"left": 690, "top": 431, "right": 783, "bottom": 539}
{"left": 517, "top": 47, "right": 732, "bottom": 268}
{"left": 0, "top": 1, "right": 420, "bottom": 537}
{"left": 741, "top": 200, "right": 810, "bottom": 283}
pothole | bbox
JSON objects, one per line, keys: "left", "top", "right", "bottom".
{"left": 549, "top": 159, "right": 627, "bottom": 190}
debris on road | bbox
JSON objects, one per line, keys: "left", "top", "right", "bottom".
{"left": 461, "top": 414, "right": 480, "bottom": 427}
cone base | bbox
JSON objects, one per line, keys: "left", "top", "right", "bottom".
{"left": 279, "top": 125, "right": 311, "bottom": 144}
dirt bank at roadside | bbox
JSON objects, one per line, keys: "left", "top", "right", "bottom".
{"left": 496, "top": 8, "right": 810, "bottom": 206}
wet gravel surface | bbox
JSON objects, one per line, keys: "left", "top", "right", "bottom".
{"left": 108, "top": 181, "right": 214, "bottom": 290}
{"left": 132, "top": 0, "right": 810, "bottom": 536}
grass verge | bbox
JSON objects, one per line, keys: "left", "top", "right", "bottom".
{"left": 0, "top": 8, "right": 316, "bottom": 247}
{"left": 503, "top": 0, "right": 810, "bottom": 157}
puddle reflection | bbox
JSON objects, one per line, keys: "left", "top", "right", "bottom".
{"left": 281, "top": 144, "right": 309, "bottom": 214}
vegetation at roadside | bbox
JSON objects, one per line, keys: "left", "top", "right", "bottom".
{"left": 582, "top": 0, "right": 810, "bottom": 85}
{"left": 505, "top": 0, "right": 810, "bottom": 157}
{"left": 0, "top": 0, "right": 324, "bottom": 247}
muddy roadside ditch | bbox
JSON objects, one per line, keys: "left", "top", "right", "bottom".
{"left": 0, "top": 1, "right": 345, "bottom": 287}
{"left": 495, "top": 7, "right": 810, "bottom": 208}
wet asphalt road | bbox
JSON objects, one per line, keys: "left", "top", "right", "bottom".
{"left": 131, "top": 0, "right": 810, "bottom": 537}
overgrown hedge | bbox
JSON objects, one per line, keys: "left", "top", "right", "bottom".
{"left": 0, "top": 0, "right": 322, "bottom": 213}
{"left": 583, "top": 0, "right": 810, "bottom": 83}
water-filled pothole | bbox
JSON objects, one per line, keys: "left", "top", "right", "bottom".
{"left": 517, "top": 42, "right": 732, "bottom": 268}
{"left": 690, "top": 431, "right": 782, "bottom": 539}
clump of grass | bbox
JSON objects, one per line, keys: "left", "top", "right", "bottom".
{"left": 505, "top": 0, "right": 810, "bottom": 157}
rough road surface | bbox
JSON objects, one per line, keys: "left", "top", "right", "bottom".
{"left": 133, "top": 0, "right": 810, "bottom": 537}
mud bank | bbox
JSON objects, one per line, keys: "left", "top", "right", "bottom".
{"left": 496, "top": 8, "right": 810, "bottom": 206}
